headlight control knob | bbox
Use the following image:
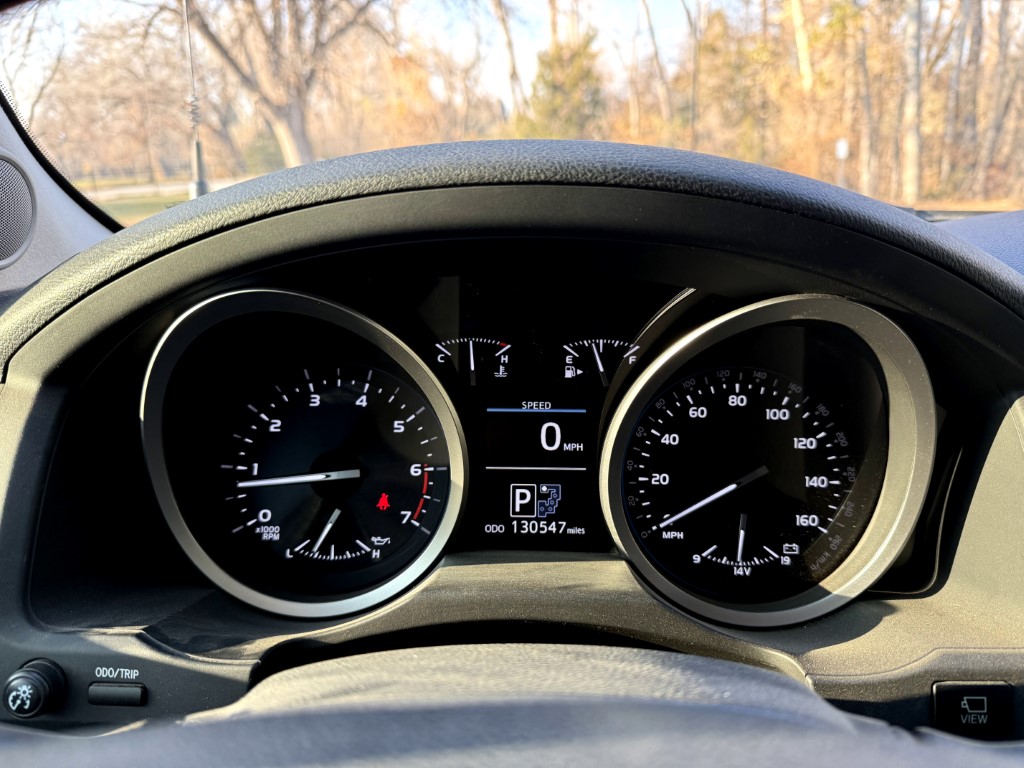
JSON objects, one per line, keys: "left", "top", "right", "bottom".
{"left": 3, "top": 659, "right": 66, "bottom": 719}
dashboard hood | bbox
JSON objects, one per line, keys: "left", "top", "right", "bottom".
{"left": 2, "top": 140, "right": 1023, "bottom": 372}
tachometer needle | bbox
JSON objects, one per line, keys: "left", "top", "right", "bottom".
{"left": 237, "top": 469, "right": 361, "bottom": 488}
{"left": 312, "top": 508, "right": 342, "bottom": 553}
{"left": 656, "top": 466, "right": 768, "bottom": 531}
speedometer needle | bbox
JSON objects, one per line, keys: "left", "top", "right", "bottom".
{"left": 655, "top": 466, "right": 769, "bottom": 531}
{"left": 237, "top": 469, "right": 361, "bottom": 488}
{"left": 312, "top": 508, "right": 343, "bottom": 553}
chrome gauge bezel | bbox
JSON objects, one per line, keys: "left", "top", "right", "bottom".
{"left": 599, "top": 294, "right": 936, "bottom": 627}
{"left": 141, "top": 289, "right": 466, "bottom": 618}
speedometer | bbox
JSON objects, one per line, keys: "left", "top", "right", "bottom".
{"left": 623, "top": 366, "right": 877, "bottom": 605}
{"left": 601, "top": 295, "right": 936, "bottom": 627}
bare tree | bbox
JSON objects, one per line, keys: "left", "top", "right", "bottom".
{"left": 679, "top": 0, "right": 701, "bottom": 148}
{"left": 0, "top": 1, "right": 65, "bottom": 131}
{"left": 181, "top": 0, "right": 386, "bottom": 167}
{"left": 856, "top": 10, "right": 876, "bottom": 198}
{"left": 972, "top": 0, "right": 1020, "bottom": 198}
{"left": 901, "top": 0, "right": 921, "bottom": 203}
{"left": 959, "top": 0, "right": 983, "bottom": 188}
{"left": 640, "top": 0, "right": 671, "bottom": 125}
{"left": 488, "top": 0, "right": 526, "bottom": 118}
{"left": 939, "top": 0, "right": 966, "bottom": 190}
{"left": 789, "top": 0, "right": 813, "bottom": 93}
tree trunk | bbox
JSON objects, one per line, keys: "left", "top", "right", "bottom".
{"left": 857, "top": 25, "right": 875, "bottom": 199}
{"left": 680, "top": 0, "right": 700, "bottom": 149}
{"left": 790, "top": 0, "right": 813, "bottom": 93}
{"left": 901, "top": 0, "right": 921, "bottom": 203}
{"left": 489, "top": 0, "right": 526, "bottom": 118}
{"left": 959, "top": 0, "right": 983, "bottom": 191}
{"left": 640, "top": 0, "right": 671, "bottom": 125}
{"left": 757, "top": 0, "right": 769, "bottom": 163}
{"left": 939, "top": 0, "right": 967, "bottom": 190}
{"left": 264, "top": 101, "right": 315, "bottom": 167}
{"left": 972, "top": 0, "right": 1014, "bottom": 198}
{"left": 890, "top": 88, "right": 905, "bottom": 202}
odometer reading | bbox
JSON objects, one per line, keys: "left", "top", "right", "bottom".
{"left": 623, "top": 365, "right": 875, "bottom": 605}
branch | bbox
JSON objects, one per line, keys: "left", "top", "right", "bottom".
{"left": 318, "top": 0, "right": 378, "bottom": 52}
{"left": 305, "top": 0, "right": 379, "bottom": 90}
{"left": 26, "top": 41, "right": 63, "bottom": 129}
{"left": 187, "top": 2, "right": 266, "bottom": 100}
{"left": 287, "top": 0, "right": 304, "bottom": 72}
{"left": 242, "top": 0, "right": 277, "bottom": 66}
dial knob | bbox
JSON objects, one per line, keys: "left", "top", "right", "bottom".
{"left": 3, "top": 659, "right": 66, "bottom": 719}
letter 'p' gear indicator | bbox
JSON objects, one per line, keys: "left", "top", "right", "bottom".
{"left": 510, "top": 483, "right": 562, "bottom": 518}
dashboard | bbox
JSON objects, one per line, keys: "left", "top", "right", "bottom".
{"left": 2, "top": 141, "right": 1024, "bottom": 757}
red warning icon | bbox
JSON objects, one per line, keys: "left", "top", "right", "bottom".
{"left": 375, "top": 493, "right": 390, "bottom": 511}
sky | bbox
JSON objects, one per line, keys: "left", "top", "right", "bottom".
{"left": 401, "top": 0, "right": 695, "bottom": 107}
{"left": 2, "top": 0, "right": 698, "bottom": 112}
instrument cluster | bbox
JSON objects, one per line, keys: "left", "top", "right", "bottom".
{"left": 141, "top": 274, "right": 935, "bottom": 627}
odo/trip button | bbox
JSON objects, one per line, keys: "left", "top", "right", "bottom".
{"left": 90, "top": 664, "right": 147, "bottom": 707}
{"left": 932, "top": 681, "right": 1013, "bottom": 740}
{"left": 88, "top": 683, "right": 147, "bottom": 707}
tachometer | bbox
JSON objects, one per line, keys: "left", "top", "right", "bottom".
{"left": 223, "top": 365, "right": 446, "bottom": 565}
{"left": 601, "top": 295, "right": 935, "bottom": 627}
{"left": 141, "top": 290, "right": 465, "bottom": 618}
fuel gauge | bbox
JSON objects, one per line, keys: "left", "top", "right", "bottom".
{"left": 561, "top": 339, "right": 640, "bottom": 386}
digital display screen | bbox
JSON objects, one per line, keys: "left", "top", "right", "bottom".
{"left": 477, "top": 403, "right": 595, "bottom": 543}
{"left": 406, "top": 272, "right": 682, "bottom": 553}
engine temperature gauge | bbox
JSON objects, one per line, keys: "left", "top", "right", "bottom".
{"left": 434, "top": 337, "right": 512, "bottom": 385}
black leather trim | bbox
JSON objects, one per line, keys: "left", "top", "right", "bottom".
{"left": 939, "top": 211, "right": 1024, "bottom": 276}
{"left": 1, "top": 140, "right": 1022, "bottom": 367}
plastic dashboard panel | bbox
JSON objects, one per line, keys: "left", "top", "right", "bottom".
{"left": 0, "top": 142, "right": 1024, "bottom": 740}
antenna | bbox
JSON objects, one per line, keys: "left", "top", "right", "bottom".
{"left": 182, "top": 0, "right": 208, "bottom": 197}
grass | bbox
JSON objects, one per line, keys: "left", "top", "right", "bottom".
{"left": 99, "top": 193, "right": 190, "bottom": 226}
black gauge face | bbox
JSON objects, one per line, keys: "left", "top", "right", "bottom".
{"left": 434, "top": 337, "right": 512, "bottom": 386}
{"left": 209, "top": 365, "right": 450, "bottom": 594}
{"left": 143, "top": 291, "right": 465, "bottom": 618}
{"left": 623, "top": 363, "right": 881, "bottom": 604}
{"left": 601, "top": 298, "right": 932, "bottom": 627}
{"left": 561, "top": 339, "right": 638, "bottom": 387}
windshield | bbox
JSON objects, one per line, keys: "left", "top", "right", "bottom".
{"left": 1, "top": 0, "right": 1021, "bottom": 225}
